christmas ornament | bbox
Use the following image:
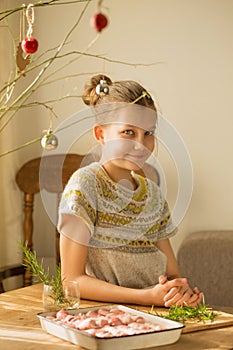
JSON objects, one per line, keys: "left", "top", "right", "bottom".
{"left": 21, "top": 37, "right": 38, "bottom": 54}
{"left": 21, "top": 4, "right": 39, "bottom": 54}
{"left": 41, "top": 112, "right": 58, "bottom": 150}
{"left": 16, "top": 5, "right": 31, "bottom": 74}
{"left": 90, "top": 12, "right": 108, "bottom": 32}
{"left": 41, "top": 129, "right": 58, "bottom": 150}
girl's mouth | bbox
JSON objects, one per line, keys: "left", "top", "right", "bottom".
{"left": 124, "top": 153, "right": 148, "bottom": 163}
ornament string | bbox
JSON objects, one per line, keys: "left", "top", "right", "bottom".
{"left": 26, "top": 4, "right": 34, "bottom": 39}
{"left": 49, "top": 110, "right": 54, "bottom": 131}
{"left": 99, "top": 0, "right": 106, "bottom": 74}
{"left": 16, "top": 4, "right": 32, "bottom": 73}
{"left": 19, "top": 4, "right": 26, "bottom": 43}
{"left": 97, "top": 0, "right": 103, "bottom": 12}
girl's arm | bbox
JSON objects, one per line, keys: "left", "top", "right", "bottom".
{"left": 157, "top": 238, "right": 203, "bottom": 306}
{"left": 157, "top": 238, "right": 181, "bottom": 280}
{"left": 59, "top": 215, "right": 189, "bottom": 306}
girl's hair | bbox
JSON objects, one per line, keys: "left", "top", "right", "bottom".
{"left": 82, "top": 74, "right": 156, "bottom": 111}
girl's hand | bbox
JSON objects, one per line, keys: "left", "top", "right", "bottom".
{"left": 148, "top": 276, "right": 190, "bottom": 306}
{"left": 187, "top": 287, "right": 204, "bottom": 307}
{"left": 159, "top": 275, "right": 204, "bottom": 307}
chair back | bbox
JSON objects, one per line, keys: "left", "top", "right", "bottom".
{"left": 0, "top": 264, "right": 25, "bottom": 293}
{"left": 16, "top": 153, "right": 87, "bottom": 286}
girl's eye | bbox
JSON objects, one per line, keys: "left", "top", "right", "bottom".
{"left": 145, "top": 130, "right": 154, "bottom": 136}
{"left": 123, "top": 130, "right": 134, "bottom": 135}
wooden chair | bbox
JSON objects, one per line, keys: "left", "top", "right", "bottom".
{"left": 15, "top": 153, "right": 89, "bottom": 287}
{"left": 0, "top": 264, "right": 25, "bottom": 293}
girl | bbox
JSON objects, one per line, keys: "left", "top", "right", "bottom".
{"left": 58, "top": 74, "right": 203, "bottom": 307}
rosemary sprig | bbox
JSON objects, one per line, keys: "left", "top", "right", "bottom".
{"left": 20, "top": 241, "right": 51, "bottom": 284}
{"left": 149, "top": 304, "right": 218, "bottom": 323}
{"left": 20, "top": 241, "right": 64, "bottom": 305}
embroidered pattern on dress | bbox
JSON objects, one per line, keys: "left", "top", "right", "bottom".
{"left": 60, "top": 163, "right": 174, "bottom": 253}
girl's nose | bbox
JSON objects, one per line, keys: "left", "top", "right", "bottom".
{"left": 133, "top": 139, "right": 145, "bottom": 150}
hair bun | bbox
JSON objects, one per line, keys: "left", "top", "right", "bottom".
{"left": 82, "top": 74, "right": 112, "bottom": 106}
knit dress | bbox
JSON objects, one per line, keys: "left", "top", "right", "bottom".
{"left": 58, "top": 162, "right": 176, "bottom": 289}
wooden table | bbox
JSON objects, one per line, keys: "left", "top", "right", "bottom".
{"left": 0, "top": 284, "right": 233, "bottom": 350}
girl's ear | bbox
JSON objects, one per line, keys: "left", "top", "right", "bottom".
{"left": 93, "top": 124, "right": 104, "bottom": 143}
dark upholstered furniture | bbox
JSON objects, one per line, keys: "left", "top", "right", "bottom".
{"left": 177, "top": 230, "right": 233, "bottom": 307}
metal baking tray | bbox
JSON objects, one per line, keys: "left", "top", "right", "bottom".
{"left": 37, "top": 305, "right": 184, "bottom": 350}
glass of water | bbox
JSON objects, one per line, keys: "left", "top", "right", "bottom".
{"left": 43, "top": 284, "right": 58, "bottom": 311}
{"left": 62, "top": 280, "right": 80, "bottom": 309}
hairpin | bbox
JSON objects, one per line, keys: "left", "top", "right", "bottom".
{"left": 131, "top": 91, "right": 152, "bottom": 105}
{"left": 95, "top": 79, "right": 109, "bottom": 95}
{"left": 142, "top": 91, "right": 151, "bottom": 99}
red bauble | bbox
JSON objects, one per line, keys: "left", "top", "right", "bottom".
{"left": 21, "top": 37, "right": 39, "bottom": 54}
{"left": 90, "top": 13, "right": 108, "bottom": 32}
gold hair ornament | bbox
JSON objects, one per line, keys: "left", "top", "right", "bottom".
{"left": 131, "top": 91, "right": 151, "bottom": 105}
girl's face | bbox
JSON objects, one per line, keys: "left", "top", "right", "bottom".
{"left": 94, "top": 104, "right": 157, "bottom": 172}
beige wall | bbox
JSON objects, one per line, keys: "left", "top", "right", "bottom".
{"left": 1, "top": 0, "right": 233, "bottom": 286}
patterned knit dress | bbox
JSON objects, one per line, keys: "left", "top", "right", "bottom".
{"left": 58, "top": 162, "right": 176, "bottom": 288}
